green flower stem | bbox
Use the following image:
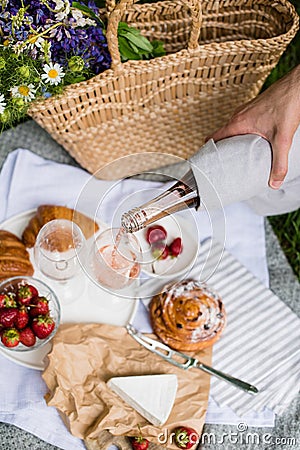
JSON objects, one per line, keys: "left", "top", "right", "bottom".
{"left": 40, "top": 0, "right": 61, "bottom": 14}
{"left": 22, "top": 22, "right": 64, "bottom": 48}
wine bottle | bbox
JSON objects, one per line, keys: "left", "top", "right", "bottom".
{"left": 121, "top": 169, "right": 200, "bottom": 233}
{"left": 121, "top": 129, "right": 295, "bottom": 233}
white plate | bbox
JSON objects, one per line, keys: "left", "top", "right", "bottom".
{"left": 136, "top": 213, "right": 199, "bottom": 279}
{"left": 0, "top": 210, "right": 138, "bottom": 371}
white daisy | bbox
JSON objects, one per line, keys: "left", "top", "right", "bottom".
{"left": 10, "top": 84, "right": 36, "bottom": 102}
{"left": 0, "top": 94, "right": 6, "bottom": 114}
{"left": 27, "top": 35, "right": 45, "bottom": 50}
{"left": 41, "top": 63, "right": 65, "bottom": 86}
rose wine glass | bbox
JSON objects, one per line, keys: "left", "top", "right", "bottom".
{"left": 86, "top": 227, "right": 141, "bottom": 294}
{"left": 34, "top": 219, "right": 86, "bottom": 304}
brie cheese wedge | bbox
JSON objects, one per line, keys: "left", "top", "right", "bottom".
{"left": 107, "top": 374, "right": 178, "bottom": 426}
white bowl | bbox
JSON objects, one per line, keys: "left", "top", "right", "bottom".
{"left": 136, "top": 213, "right": 199, "bottom": 279}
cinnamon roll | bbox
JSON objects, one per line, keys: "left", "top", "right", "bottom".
{"left": 149, "top": 279, "right": 226, "bottom": 351}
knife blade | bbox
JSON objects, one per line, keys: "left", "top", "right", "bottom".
{"left": 126, "top": 324, "right": 258, "bottom": 395}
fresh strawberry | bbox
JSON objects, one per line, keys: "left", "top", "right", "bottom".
{"left": 1, "top": 328, "right": 20, "bottom": 348}
{"left": 0, "top": 293, "right": 17, "bottom": 308}
{"left": 169, "top": 237, "right": 183, "bottom": 257}
{"left": 151, "top": 241, "right": 169, "bottom": 260}
{"left": 131, "top": 425, "right": 149, "bottom": 450}
{"left": 31, "top": 315, "right": 55, "bottom": 339}
{"left": 17, "top": 284, "right": 38, "bottom": 306}
{"left": 131, "top": 436, "right": 149, "bottom": 450}
{"left": 0, "top": 308, "right": 18, "bottom": 328}
{"left": 146, "top": 225, "right": 167, "bottom": 244}
{"left": 19, "top": 327, "right": 36, "bottom": 347}
{"left": 174, "top": 427, "right": 199, "bottom": 449}
{"left": 29, "top": 296, "right": 49, "bottom": 317}
{"left": 15, "top": 306, "right": 29, "bottom": 330}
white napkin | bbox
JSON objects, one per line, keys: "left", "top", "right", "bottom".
{"left": 193, "top": 240, "right": 300, "bottom": 417}
{"left": 0, "top": 149, "right": 275, "bottom": 450}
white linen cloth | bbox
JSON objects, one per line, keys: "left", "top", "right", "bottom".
{"left": 191, "top": 240, "right": 300, "bottom": 417}
{"left": 0, "top": 149, "right": 279, "bottom": 450}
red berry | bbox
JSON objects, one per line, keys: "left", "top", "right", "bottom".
{"left": 31, "top": 315, "right": 55, "bottom": 339}
{"left": 1, "top": 328, "right": 20, "bottom": 348}
{"left": 169, "top": 237, "right": 183, "bottom": 257}
{"left": 0, "top": 293, "right": 17, "bottom": 309}
{"left": 17, "top": 284, "right": 39, "bottom": 306}
{"left": 151, "top": 241, "right": 169, "bottom": 260}
{"left": 19, "top": 327, "right": 36, "bottom": 347}
{"left": 174, "top": 427, "right": 199, "bottom": 449}
{"left": 131, "top": 436, "right": 149, "bottom": 450}
{"left": 29, "top": 296, "right": 49, "bottom": 317}
{"left": 146, "top": 225, "right": 167, "bottom": 244}
{"left": 15, "top": 306, "right": 29, "bottom": 330}
{"left": 0, "top": 308, "right": 18, "bottom": 328}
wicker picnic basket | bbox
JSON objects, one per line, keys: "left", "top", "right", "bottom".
{"left": 28, "top": 0, "right": 299, "bottom": 179}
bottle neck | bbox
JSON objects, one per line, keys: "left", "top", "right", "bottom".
{"left": 121, "top": 170, "right": 200, "bottom": 232}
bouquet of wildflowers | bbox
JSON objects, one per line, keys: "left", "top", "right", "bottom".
{"left": 0, "top": 0, "right": 164, "bottom": 130}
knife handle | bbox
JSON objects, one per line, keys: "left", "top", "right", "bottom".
{"left": 197, "top": 362, "right": 258, "bottom": 395}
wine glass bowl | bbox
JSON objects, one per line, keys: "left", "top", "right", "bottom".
{"left": 0, "top": 276, "right": 60, "bottom": 352}
{"left": 87, "top": 228, "right": 141, "bottom": 291}
{"left": 34, "top": 219, "right": 85, "bottom": 281}
{"left": 33, "top": 219, "right": 87, "bottom": 304}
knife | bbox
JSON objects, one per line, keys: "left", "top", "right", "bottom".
{"left": 126, "top": 324, "right": 258, "bottom": 395}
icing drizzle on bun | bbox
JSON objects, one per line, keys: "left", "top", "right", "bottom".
{"left": 149, "top": 279, "right": 226, "bottom": 351}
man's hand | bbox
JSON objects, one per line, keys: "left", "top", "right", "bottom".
{"left": 209, "top": 65, "right": 300, "bottom": 189}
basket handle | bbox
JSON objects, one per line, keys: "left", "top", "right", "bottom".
{"left": 106, "top": 0, "right": 202, "bottom": 72}
{"left": 106, "top": 0, "right": 116, "bottom": 15}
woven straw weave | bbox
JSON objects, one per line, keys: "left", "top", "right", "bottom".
{"left": 28, "top": 0, "right": 299, "bottom": 179}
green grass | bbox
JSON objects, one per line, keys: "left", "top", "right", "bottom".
{"left": 266, "top": 0, "right": 300, "bottom": 282}
{"left": 269, "top": 213, "right": 300, "bottom": 280}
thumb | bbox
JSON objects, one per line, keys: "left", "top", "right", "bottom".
{"left": 207, "top": 123, "right": 241, "bottom": 143}
{"left": 269, "top": 136, "right": 291, "bottom": 189}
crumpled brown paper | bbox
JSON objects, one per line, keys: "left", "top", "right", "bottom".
{"left": 42, "top": 323, "right": 212, "bottom": 448}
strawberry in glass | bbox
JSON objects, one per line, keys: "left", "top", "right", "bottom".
{"left": 15, "top": 306, "right": 29, "bottom": 329}
{"left": 31, "top": 315, "right": 55, "bottom": 339}
{"left": 29, "top": 296, "right": 49, "bottom": 317}
{"left": 1, "top": 328, "right": 20, "bottom": 348}
{"left": 19, "top": 327, "right": 36, "bottom": 347}
{"left": 0, "top": 293, "right": 17, "bottom": 309}
{"left": 17, "top": 284, "right": 38, "bottom": 306}
{"left": 0, "top": 308, "right": 18, "bottom": 328}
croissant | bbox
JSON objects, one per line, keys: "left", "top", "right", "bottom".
{"left": 149, "top": 279, "right": 226, "bottom": 352}
{"left": 0, "top": 230, "right": 34, "bottom": 280}
{"left": 22, "top": 205, "right": 99, "bottom": 248}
